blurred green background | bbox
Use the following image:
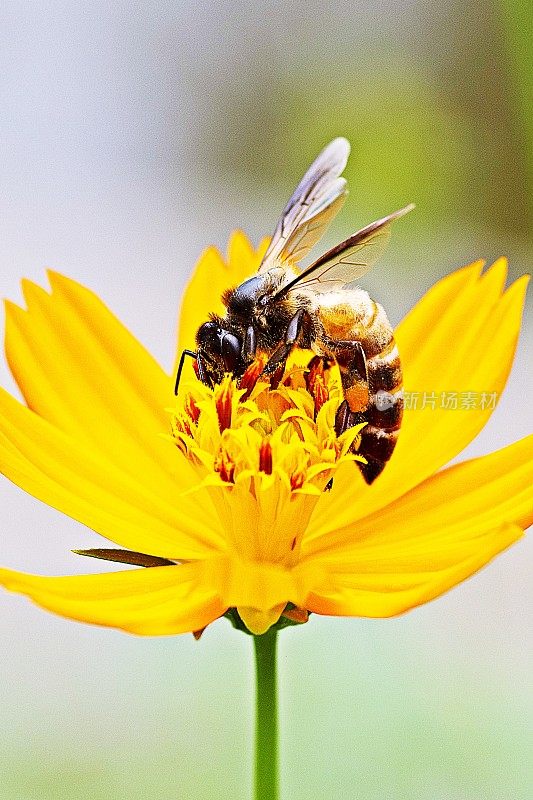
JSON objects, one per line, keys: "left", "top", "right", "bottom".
{"left": 0, "top": 2, "right": 531, "bottom": 799}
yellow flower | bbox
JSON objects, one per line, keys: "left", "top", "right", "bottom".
{"left": 0, "top": 232, "right": 531, "bottom": 635}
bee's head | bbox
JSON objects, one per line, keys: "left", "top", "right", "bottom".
{"left": 195, "top": 318, "right": 244, "bottom": 387}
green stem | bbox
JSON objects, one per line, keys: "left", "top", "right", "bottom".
{"left": 253, "top": 630, "right": 279, "bottom": 800}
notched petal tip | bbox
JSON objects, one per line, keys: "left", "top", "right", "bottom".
{"left": 45, "top": 269, "right": 81, "bottom": 296}
{"left": 505, "top": 271, "right": 530, "bottom": 303}
{"left": 20, "top": 277, "right": 49, "bottom": 310}
{"left": 227, "top": 229, "right": 254, "bottom": 260}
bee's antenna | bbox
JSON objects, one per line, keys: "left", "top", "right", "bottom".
{"left": 174, "top": 349, "right": 197, "bottom": 395}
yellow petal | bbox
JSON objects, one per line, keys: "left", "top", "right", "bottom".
{"left": 388, "top": 263, "right": 529, "bottom": 496}
{"left": 177, "top": 232, "right": 269, "bottom": 356}
{"left": 393, "top": 260, "right": 485, "bottom": 359}
{"left": 177, "top": 245, "right": 227, "bottom": 356}
{"left": 227, "top": 230, "right": 268, "bottom": 275}
{"left": 4, "top": 274, "right": 201, "bottom": 498}
{"left": 305, "top": 434, "right": 533, "bottom": 559}
{"left": 310, "top": 262, "right": 529, "bottom": 533}
{"left": 0, "top": 561, "right": 227, "bottom": 635}
{"left": 300, "top": 436, "right": 531, "bottom": 617}
{"left": 0, "top": 387, "right": 224, "bottom": 558}
{"left": 304, "top": 524, "right": 522, "bottom": 618}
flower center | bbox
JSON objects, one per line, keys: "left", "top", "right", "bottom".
{"left": 171, "top": 357, "right": 365, "bottom": 568}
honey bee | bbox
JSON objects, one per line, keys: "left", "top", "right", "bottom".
{"left": 176, "top": 138, "right": 414, "bottom": 483}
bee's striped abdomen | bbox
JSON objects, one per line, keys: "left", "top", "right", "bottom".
{"left": 357, "top": 336, "right": 403, "bottom": 483}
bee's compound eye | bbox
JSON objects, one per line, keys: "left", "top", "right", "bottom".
{"left": 221, "top": 331, "right": 241, "bottom": 371}
{"left": 197, "top": 321, "right": 222, "bottom": 350}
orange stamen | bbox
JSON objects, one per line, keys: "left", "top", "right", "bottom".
{"left": 214, "top": 447, "right": 236, "bottom": 484}
{"left": 313, "top": 375, "right": 329, "bottom": 416}
{"left": 259, "top": 439, "right": 273, "bottom": 475}
{"left": 215, "top": 379, "right": 233, "bottom": 433}
{"left": 239, "top": 355, "right": 267, "bottom": 400}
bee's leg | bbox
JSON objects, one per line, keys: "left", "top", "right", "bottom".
{"left": 332, "top": 340, "right": 369, "bottom": 418}
{"left": 242, "top": 325, "right": 257, "bottom": 363}
{"left": 334, "top": 400, "right": 363, "bottom": 436}
{"left": 331, "top": 340, "right": 381, "bottom": 481}
{"left": 333, "top": 339, "right": 403, "bottom": 484}
{"left": 262, "top": 309, "right": 311, "bottom": 377}
{"left": 336, "top": 398, "right": 397, "bottom": 484}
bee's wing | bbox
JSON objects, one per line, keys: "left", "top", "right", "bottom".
{"left": 276, "top": 205, "right": 415, "bottom": 296}
{"left": 258, "top": 137, "right": 350, "bottom": 273}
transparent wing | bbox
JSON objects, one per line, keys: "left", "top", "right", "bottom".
{"left": 276, "top": 204, "right": 415, "bottom": 296}
{"left": 258, "top": 137, "right": 350, "bottom": 273}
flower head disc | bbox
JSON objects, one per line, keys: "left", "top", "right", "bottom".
{"left": 0, "top": 233, "right": 531, "bottom": 636}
